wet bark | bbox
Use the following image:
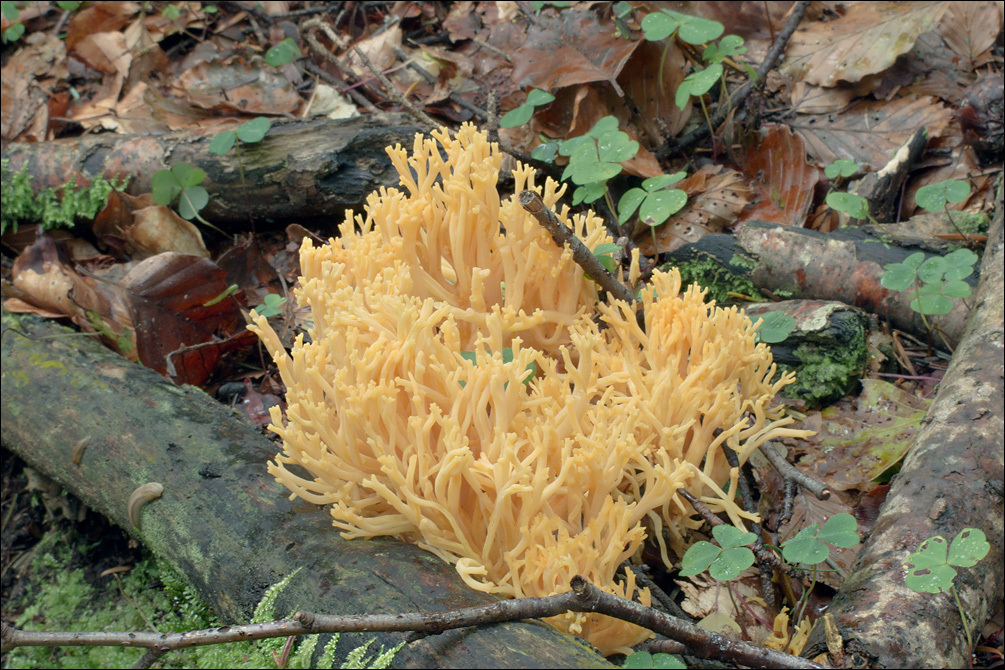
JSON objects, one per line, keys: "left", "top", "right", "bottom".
{"left": 0, "top": 308, "right": 608, "bottom": 669}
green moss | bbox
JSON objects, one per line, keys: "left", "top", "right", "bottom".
{"left": 664, "top": 257, "right": 765, "bottom": 304}
{"left": 778, "top": 325, "right": 869, "bottom": 408}
{"left": 1, "top": 158, "right": 129, "bottom": 235}
{"left": 5, "top": 525, "right": 400, "bottom": 669}
{"left": 8, "top": 532, "right": 169, "bottom": 669}
{"left": 948, "top": 211, "right": 989, "bottom": 235}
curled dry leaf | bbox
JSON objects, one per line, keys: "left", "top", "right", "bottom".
{"left": 11, "top": 235, "right": 247, "bottom": 385}
{"left": 93, "top": 191, "right": 209, "bottom": 260}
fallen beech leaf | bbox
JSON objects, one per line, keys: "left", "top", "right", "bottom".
{"left": 739, "top": 125, "right": 819, "bottom": 227}
{"left": 783, "top": 2, "right": 948, "bottom": 87}
{"left": 0, "top": 33, "right": 65, "bottom": 142}
{"left": 791, "top": 95, "right": 952, "bottom": 170}
{"left": 127, "top": 206, "right": 209, "bottom": 259}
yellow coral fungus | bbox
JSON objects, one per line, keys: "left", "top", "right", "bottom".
{"left": 250, "top": 124, "right": 807, "bottom": 655}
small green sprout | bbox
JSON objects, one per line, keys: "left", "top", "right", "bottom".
{"left": 209, "top": 117, "right": 273, "bottom": 156}
{"left": 265, "top": 38, "right": 301, "bottom": 67}
{"left": 623, "top": 651, "right": 687, "bottom": 669}
{"left": 617, "top": 171, "right": 688, "bottom": 228}
{"left": 825, "top": 191, "right": 871, "bottom": 221}
{"left": 781, "top": 513, "right": 859, "bottom": 565}
{"left": 754, "top": 312, "right": 796, "bottom": 344}
{"left": 152, "top": 163, "right": 211, "bottom": 222}
{"left": 703, "top": 34, "right": 746, "bottom": 63}
{"left": 530, "top": 0, "right": 570, "bottom": 11}
{"left": 640, "top": 9, "right": 723, "bottom": 44}
{"left": 203, "top": 284, "right": 239, "bottom": 307}
{"left": 915, "top": 179, "right": 970, "bottom": 211}
{"left": 500, "top": 89, "right": 556, "bottom": 128}
{"left": 680, "top": 524, "right": 757, "bottom": 581}
{"left": 904, "top": 528, "right": 990, "bottom": 652}
{"left": 560, "top": 116, "right": 639, "bottom": 186}
{"left": 2, "top": 0, "right": 26, "bottom": 42}
{"left": 824, "top": 159, "right": 859, "bottom": 180}
{"left": 881, "top": 249, "right": 977, "bottom": 318}
{"left": 252, "top": 293, "right": 287, "bottom": 318}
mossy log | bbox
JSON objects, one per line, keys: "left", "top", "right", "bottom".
{"left": 663, "top": 220, "right": 976, "bottom": 347}
{"left": 1, "top": 115, "right": 422, "bottom": 232}
{"left": 743, "top": 300, "right": 872, "bottom": 408}
{"left": 0, "top": 309, "right": 609, "bottom": 669}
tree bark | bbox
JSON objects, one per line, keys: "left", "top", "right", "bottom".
{"left": 1, "top": 115, "right": 423, "bottom": 232}
{"left": 0, "top": 309, "right": 609, "bottom": 669}
{"left": 801, "top": 186, "right": 1005, "bottom": 668}
{"left": 662, "top": 220, "right": 976, "bottom": 347}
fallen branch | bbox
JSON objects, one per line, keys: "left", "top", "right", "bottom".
{"left": 518, "top": 189, "right": 636, "bottom": 305}
{"left": 1, "top": 578, "right": 826, "bottom": 670}
{"left": 801, "top": 179, "right": 1005, "bottom": 668}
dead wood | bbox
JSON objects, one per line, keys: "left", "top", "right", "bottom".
{"left": 662, "top": 221, "right": 975, "bottom": 346}
{"left": 801, "top": 185, "right": 1004, "bottom": 668}
{"left": 1, "top": 115, "right": 423, "bottom": 232}
{"left": 0, "top": 309, "right": 609, "bottom": 669}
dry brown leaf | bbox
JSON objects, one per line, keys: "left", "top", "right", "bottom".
{"left": 11, "top": 235, "right": 246, "bottom": 385}
{"left": 783, "top": 2, "right": 949, "bottom": 87}
{"left": 344, "top": 23, "right": 402, "bottom": 78}
{"left": 739, "top": 124, "right": 819, "bottom": 227}
{"left": 173, "top": 59, "right": 301, "bottom": 115}
{"left": 790, "top": 95, "right": 953, "bottom": 170}
{"left": 677, "top": 571, "right": 775, "bottom": 645}
{"left": 510, "top": 8, "right": 639, "bottom": 95}
{"left": 939, "top": 1, "right": 1003, "bottom": 66}
{"left": 0, "top": 32, "right": 65, "bottom": 141}
{"left": 618, "top": 39, "right": 691, "bottom": 142}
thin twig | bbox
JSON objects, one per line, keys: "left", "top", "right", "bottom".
{"left": 782, "top": 478, "right": 796, "bottom": 525}
{"left": 350, "top": 44, "right": 443, "bottom": 130}
{"left": 303, "top": 15, "right": 443, "bottom": 129}
{"left": 471, "top": 36, "right": 513, "bottom": 63}
{"left": 723, "top": 445, "right": 776, "bottom": 609}
{"left": 391, "top": 45, "right": 487, "bottom": 120}
{"left": 759, "top": 441, "right": 831, "bottom": 500}
{"left": 648, "top": 638, "right": 688, "bottom": 655}
{"left": 301, "top": 20, "right": 387, "bottom": 120}
{"left": 656, "top": 0, "right": 809, "bottom": 159}
{"left": 518, "top": 190, "right": 637, "bottom": 307}
{"left": 1, "top": 579, "right": 826, "bottom": 669}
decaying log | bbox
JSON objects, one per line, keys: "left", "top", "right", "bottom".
{"left": 662, "top": 220, "right": 976, "bottom": 347}
{"left": 1, "top": 115, "right": 423, "bottom": 231}
{"left": 0, "top": 308, "right": 609, "bottom": 669}
{"left": 801, "top": 189, "right": 1004, "bottom": 668}
{"left": 743, "top": 300, "right": 872, "bottom": 407}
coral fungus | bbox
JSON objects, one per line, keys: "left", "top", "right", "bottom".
{"left": 250, "top": 124, "right": 806, "bottom": 654}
